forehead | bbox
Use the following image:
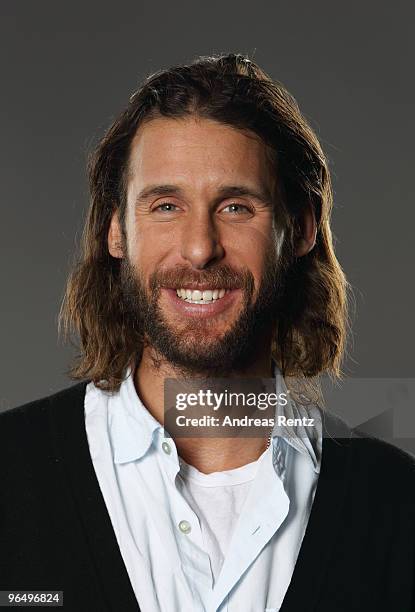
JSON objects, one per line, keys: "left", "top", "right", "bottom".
{"left": 126, "top": 116, "right": 274, "bottom": 194}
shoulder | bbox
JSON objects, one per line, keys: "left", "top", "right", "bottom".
{"left": 0, "top": 382, "right": 88, "bottom": 437}
{"left": 0, "top": 383, "right": 89, "bottom": 478}
{"left": 323, "top": 409, "right": 415, "bottom": 467}
{"left": 350, "top": 428, "right": 415, "bottom": 482}
{"left": 322, "top": 410, "right": 415, "bottom": 499}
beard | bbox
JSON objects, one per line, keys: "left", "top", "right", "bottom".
{"left": 120, "top": 254, "right": 283, "bottom": 376}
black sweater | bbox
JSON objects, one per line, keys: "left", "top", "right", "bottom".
{"left": 0, "top": 382, "right": 414, "bottom": 611}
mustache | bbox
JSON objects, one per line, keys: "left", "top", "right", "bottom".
{"left": 148, "top": 264, "right": 255, "bottom": 292}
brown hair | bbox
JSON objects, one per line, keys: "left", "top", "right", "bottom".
{"left": 59, "top": 53, "right": 349, "bottom": 391}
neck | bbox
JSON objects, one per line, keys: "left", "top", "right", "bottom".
{"left": 134, "top": 343, "right": 274, "bottom": 474}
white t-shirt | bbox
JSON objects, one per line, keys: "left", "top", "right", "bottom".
{"left": 177, "top": 454, "right": 263, "bottom": 584}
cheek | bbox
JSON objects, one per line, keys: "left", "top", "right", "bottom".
{"left": 248, "top": 221, "right": 285, "bottom": 264}
{"left": 126, "top": 221, "right": 173, "bottom": 273}
{"left": 230, "top": 224, "right": 275, "bottom": 268}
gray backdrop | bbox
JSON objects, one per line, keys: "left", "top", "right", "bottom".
{"left": 1, "top": 2, "right": 414, "bottom": 450}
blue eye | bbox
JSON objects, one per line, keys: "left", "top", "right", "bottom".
{"left": 222, "top": 203, "right": 251, "bottom": 214}
{"left": 155, "top": 203, "right": 178, "bottom": 212}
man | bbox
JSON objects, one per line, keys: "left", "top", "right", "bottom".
{"left": 1, "top": 54, "right": 414, "bottom": 611}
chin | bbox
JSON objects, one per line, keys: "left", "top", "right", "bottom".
{"left": 153, "top": 331, "right": 252, "bottom": 376}
{"left": 165, "top": 313, "right": 237, "bottom": 337}
{"left": 176, "top": 330, "right": 228, "bottom": 352}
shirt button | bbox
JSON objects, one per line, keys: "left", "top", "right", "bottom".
{"left": 178, "top": 520, "right": 191, "bottom": 534}
{"left": 162, "top": 442, "right": 172, "bottom": 455}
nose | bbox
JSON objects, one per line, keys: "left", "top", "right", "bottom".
{"left": 180, "top": 210, "right": 225, "bottom": 269}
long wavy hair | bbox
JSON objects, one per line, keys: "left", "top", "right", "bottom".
{"left": 59, "top": 53, "right": 349, "bottom": 391}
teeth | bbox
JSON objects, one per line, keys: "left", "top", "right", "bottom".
{"left": 175, "top": 288, "right": 229, "bottom": 303}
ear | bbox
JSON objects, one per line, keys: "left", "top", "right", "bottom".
{"left": 295, "top": 202, "right": 317, "bottom": 257}
{"left": 108, "top": 209, "right": 124, "bottom": 258}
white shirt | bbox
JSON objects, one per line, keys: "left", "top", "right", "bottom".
{"left": 84, "top": 368, "right": 322, "bottom": 612}
{"left": 177, "top": 455, "right": 261, "bottom": 585}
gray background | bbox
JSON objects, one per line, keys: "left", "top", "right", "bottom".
{"left": 1, "top": 2, "right": 414, "bottom": 445}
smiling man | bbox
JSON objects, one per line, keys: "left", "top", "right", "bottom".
{"left": 1, "top": 54, "right": 415, "bottom": 612}
{"left": 116, "top": 116, "right": 283, "bottom": 384}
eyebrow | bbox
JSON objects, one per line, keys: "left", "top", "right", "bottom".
{"left": 134, "top": 184, "right": 273, "bottom": 206}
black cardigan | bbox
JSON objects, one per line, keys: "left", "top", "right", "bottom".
{"left": 0, "top": 383, "right": 414, "bottom": 612}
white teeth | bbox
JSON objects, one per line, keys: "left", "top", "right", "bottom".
{"left": 175, "top": 288, "right": 229, "bottom": 303}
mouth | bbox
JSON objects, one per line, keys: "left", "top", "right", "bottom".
{"left": 162, "top": 287, "right": 241, "bottom": 319}
{"left": 174, "top": 287, "right": 230, "bottom": 304}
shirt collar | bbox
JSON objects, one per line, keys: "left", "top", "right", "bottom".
{"left": 108, "top": 364, "right": 322, "bottom": 472}
{"left": 272, "top": 363, "right": 322, "bottom": 474}
{"left": 108, "top": 368, "right": 163, "bottom": 464}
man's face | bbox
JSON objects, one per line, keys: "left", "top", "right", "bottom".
{"left": 111, "top": 116, "right": 285, "bottom": 374}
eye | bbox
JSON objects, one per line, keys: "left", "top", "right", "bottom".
{"left": 153, "top": 202, "right": 179, "bottom": 213}
{"left": 221, "top": 202, "right": 253, "bottom": 215}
